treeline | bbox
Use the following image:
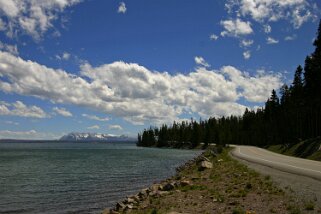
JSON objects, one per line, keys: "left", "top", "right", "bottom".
{"left": 137, "top": 20, "right": 321, "bottom": 148}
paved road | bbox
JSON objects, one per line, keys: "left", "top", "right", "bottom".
{"left": 231, "top": 145, "right": 321, "bottom": 181}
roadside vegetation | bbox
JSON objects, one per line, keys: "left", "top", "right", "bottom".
{"left": 267, "top": 137, "right": 321, "bottom": 161}
{"left": 137, "top": 20, "right": 321, "bottom": 152}
{"left": 105, "top": 147, "right": 320, "bottom": 214}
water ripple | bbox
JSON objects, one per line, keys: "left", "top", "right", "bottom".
{"left": 0, "top": 142, "right": 200, "bottom": 214}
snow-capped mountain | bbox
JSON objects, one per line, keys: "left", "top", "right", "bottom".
{"left": 59, "top": 132, "right": 135, "bottom": 142}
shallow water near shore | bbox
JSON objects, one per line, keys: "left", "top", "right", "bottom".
{"left": 0, "top": 142, "right": 200, "bottom": 214}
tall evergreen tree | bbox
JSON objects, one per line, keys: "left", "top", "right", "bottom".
{"left": 304, "top": 20, "right": 321, "bottom": 102}
{"left": 137, "top": 20, "right": 321, "bottom": 149}
{"left": 292, "top": 65, "right": 303, "bottom": 92}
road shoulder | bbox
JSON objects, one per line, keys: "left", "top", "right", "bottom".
{"left": 105, "top": 148, "right": 320, "bottom": 214}
{"left": 231, "top": 152, "right": 321, "bottom": 208}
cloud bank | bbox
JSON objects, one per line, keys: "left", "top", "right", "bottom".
{"left": 0, "top": 0, "right": 81, "bottom": 40}
{"left": 226, "top": 0, "right": 318, "bottom": 29}
{"left": 0, "top": 51, "right": 282, "bottom": 125}
{"left": 0, "top": 100, "right": 48, "bottom": 118}
{"left": 0, "top": 129, "right": 60, "bottom": 140}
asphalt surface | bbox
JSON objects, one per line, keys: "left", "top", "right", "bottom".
{"left": 231, "top": 145, "right": 321, "bottom": 181}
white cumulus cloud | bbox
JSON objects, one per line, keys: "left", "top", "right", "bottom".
{"left": 87, "top": 125, "right": 100, "bottom": 130}
{"left": 0, "top": 129, "right": 60, "bottom": 140}
{"left": 53, "top": 107, "right": 72, "bottom": 117}
{"left": 243, "top": 51, "right": 251, "bottom": 60}
{"left": 0, "top": 41, "right": 19, "bottom": 55}
{"left": 0, "top": 0, "right": 82, "bottom": 40}
{"left": 0, "top": 129, "right": 37, "bottom": 139}
{"left": 56, "top": 52, "right": 71, "bottom": 61}
{"left": 284, "top": 35, "right": 297, "bottom": 41}
{"left": 225, "top": 0, "right": 318, "bottom": 29}
{"left": 264, "top": 24, "right": 272, "bottom": 33}
{"left": 0, "top": 51, "right": 283, "bottom": 125}
{"left": 194, "top": 56, "right": 210, "bottom": 67}
{"left": 82, "top": 114, "right": 110, "bottom": 121}
{"left": 108, "top": 124, "right": 123, "bottom": 130}
{"left": 4, "top": 121, "right": 19, "bottom": 125}
{"left": 0, "top": 100, "right": 48, "bottom": 118}
{"left": 209, "top": 34, "right": 219, "bottom": 41}
{"left": 118, "top": 2, "right": 127, "bottom": 14}
{"left": 267, "top": 37, "right": 279, "bottom": 44}
{"left": 240, "top": 39, "right": 254, "bottom": 48}
{"left": 221, "top": 66, "right": 282, "bottom": 102}
{"left": 220, "top": 18, "right": 253, "bottom": 37}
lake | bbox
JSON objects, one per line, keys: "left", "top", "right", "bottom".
{"left": 0, "top": 142, "right": 200, "bottom": 213}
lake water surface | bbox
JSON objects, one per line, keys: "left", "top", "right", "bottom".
{"left": 0, "top": 142, "right": 200, "bottom": 214}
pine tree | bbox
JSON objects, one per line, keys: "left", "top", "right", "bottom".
{"left": 280, "top": 84, "right": 290, "bottom": 105}
{"left": 303, "top": 19, "right": 321, "bottom": 137}
{"left": 304, "top": 20, "right": 321, "bottom": 102}
{"left": 292, "top": 65, "right": 303, "bottom": 92}
{"left": 136, "top": 20, "right": 321, "bottom": 149}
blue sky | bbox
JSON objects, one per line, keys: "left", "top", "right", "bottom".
{"left": 0, "top": 0, "right": 320, "bottom": 139}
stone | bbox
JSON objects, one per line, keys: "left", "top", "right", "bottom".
{"left": 138, "top": 188, "right": 150, "bottom": 198}
{"left": 141, "top": 205, "right": 148, "bottom": 209}
{"left": 125, "top": 204, "right": 133, "bottom": 209}
{"left": 115, "top": 202, "right": 126, "bottom": 211}
{"left": 172, "top": 181, "right": 180, "bottom": 188}
{"left": 229, "top": 201, "right": 238, "bottom": 205}
{"left": 157, "top": 191, "right": 170, "bottom": 196}
{"left": 132, "top": 194, "right": 140, "bottom": 202}
{"left": 199, "top": 160, "right": 213, "bottom": 170}
{"left": 200, "top": 156, "right": 210, "bottom": 162}
{"left": 210, "top": 150, "right": 218, "bottom": 157}
{"left": 149, "top": 191, "right": 157, "bottom": 197}
{"left": 150, "top": 184, "right": 163, "bottom": 191}
{"left": 163, "top": 182, "right": 175, "bottom": 191}
{"left": 180, "top": 180, "right": 191, "bottom": 186}
{"left": 108, "top": 209, "right": 120, "bottom": 214}
{"left": 137, "top": 192, "right": 146, "bottom": 198}
{"left": 143, "top": 188, "right": 151, "bottom": 193}
{"left": 125, "top": 197, "right": 137, "bottom": 204}
{"left": 102, "top": 208, "right": 113, "bottom": 214}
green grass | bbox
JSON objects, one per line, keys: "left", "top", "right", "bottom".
{"left": 125, "top": 146, "right": 313, "bottom": 214}
{"left": 179, "top": 184, "right": 207, "bottom": 192}
{"left": 150, "top": 209, "right": 158, "bottom": 214}
{"left": 232, "top": 207, "right": 246, "bottom": 214}
{"left": 287, "top": 204, "right": 301, "bottom": 214}
{"left": 304, "top": 201, "right": 315, "bottom": 210}
{"left": 266, "top": 137, "right": 321, "bottom": 161}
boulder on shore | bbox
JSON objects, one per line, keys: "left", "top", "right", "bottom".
{"left": 199, "top": 160, "right": 213, "bottom": 170}
{"left": 150, "top": 184, "right": 163, "bottom": 191}
{"left": 163, "top": 183, "right": 175, "bottom": 191}
{"left": 180, "top": 180, "right": 191, "bottom": 186}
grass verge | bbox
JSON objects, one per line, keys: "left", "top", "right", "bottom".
{"left": 107, "top": 147, "right": 320, "bottom": 214}
{"left": 267, "top": 137, "right": 321, "bottom": 161}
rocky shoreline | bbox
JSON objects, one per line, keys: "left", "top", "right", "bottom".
{"left": 102, "top": 146, "right": 321, "bottom": 214}
{"left": 103, "top": 150, "right": 214, "bottom": 214}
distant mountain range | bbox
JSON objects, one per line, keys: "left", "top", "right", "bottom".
{"left": 59, "top": 132, "right": 136, "bottom": 142}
